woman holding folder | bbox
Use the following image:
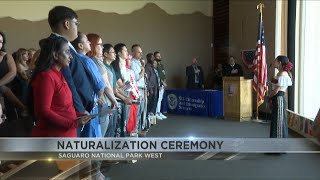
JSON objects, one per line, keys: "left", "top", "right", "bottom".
{"left": 30, "top": 36, "right": 91, "bottom": 137}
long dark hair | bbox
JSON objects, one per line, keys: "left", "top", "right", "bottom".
{"left": 276, "top": 55, "right": 293, "bottom": 79}
{"left": 146, "top": 53, "right": 153, "bottom": 64}
{"left": 30, "top": 36, "right": 68, "bottom": 82}
{"left": 112, "top": 43, "right": 126, "bottom": 74}
{"left": 28, "top": 36, "right": 68, "bottom": 123}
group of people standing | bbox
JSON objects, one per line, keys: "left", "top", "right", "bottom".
{"left": 0, "top": 5, "right": 168, "bottom": 138}
{"left": 0, "top": 5, "right": 169, "bottom": 178}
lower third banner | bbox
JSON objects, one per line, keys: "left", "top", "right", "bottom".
{"left": 0, "top": 138, "right": 318, "bottom": 160}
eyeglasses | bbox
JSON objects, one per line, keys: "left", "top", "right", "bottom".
{"left": 96, "top": 44, "right": 103, "bottom": 48}
{"left": 70, "top": 20, "right": 80, "bottom": 27}
{"left": 108, "top": 51, "right": 115, "bottom": 54}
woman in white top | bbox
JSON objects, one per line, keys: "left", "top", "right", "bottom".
{"left": 268, "top": 55, "right": 293, "bottom": 138}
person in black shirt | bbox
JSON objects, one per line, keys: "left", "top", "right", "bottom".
{"left": 223, "top": 56, "right": 243, "bottom": 77}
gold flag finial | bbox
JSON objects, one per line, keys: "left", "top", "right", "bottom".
{"left": 257, "top": 3, "right": 265, "bottom": 13}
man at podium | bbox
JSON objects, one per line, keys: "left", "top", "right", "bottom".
{"left": 223, "top": 56, "right": 243, "bottom": 77}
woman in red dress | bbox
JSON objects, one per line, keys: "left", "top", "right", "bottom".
{"left": 30, "top": 37, "right": 90, "bottom": 137}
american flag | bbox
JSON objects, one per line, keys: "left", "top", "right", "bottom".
{"left": 122, "top": 81, "right": 133, "bottom": 91}
{"left": 253, "top": 13, "right": 267, "bottom": 107}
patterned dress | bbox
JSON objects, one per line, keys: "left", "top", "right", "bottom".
{"left": 270, "top": 73, "right": 292, "bottom": 138}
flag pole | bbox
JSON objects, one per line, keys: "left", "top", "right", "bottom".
{"left": 256, "top": 3, "right": 264, "bottom": 120}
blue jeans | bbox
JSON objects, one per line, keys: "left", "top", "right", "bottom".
{"left": 105, "top": 110, "right": 117, "bottom": 137}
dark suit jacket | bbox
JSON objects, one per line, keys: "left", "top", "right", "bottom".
{"left": 145, "top": 63, "right": 159, "bottom": 95}
{"left": 186, "top": 64, "right": 204, "bottom": 89}
{"left": 48, "top": 34, "right": 96, "bottom": 113}
{"left": 222, "top": 63, "right": 243, "bottom": 77}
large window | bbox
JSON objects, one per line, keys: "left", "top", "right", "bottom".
{"left": 295, "top": 1, "right": 320, "bottom": 119}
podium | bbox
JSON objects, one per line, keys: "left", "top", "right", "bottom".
{"left": 223, "top": 77, "right": 252, "bottom": 121}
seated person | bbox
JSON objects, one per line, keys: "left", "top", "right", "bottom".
{"left": 223, "top": 56, "right": 243, "bottom": 77}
